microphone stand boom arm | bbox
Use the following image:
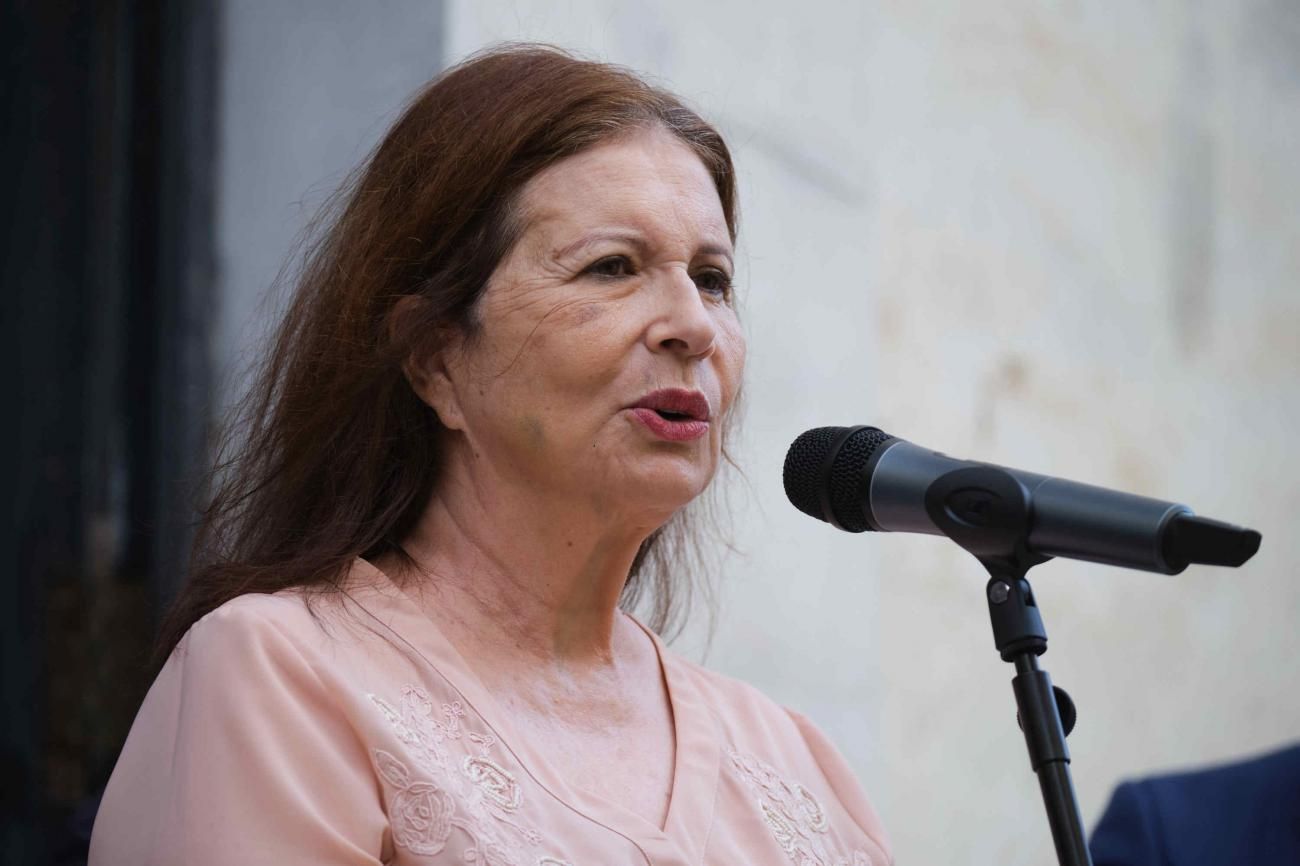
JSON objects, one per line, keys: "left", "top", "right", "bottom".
{"left": 925, "top": 466, "right": 1093, "bottom": 866}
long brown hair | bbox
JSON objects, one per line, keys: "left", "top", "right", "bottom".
{"left": 157, "top": 44, "right": 739, "bottom": 662}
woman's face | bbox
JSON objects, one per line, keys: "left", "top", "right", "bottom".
{"left": 421, "top": 128, "right": 745, "bottom": 525}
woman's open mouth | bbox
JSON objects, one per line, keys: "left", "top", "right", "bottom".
{"left": 628, "top": 389, "right": 711, "bottom": 442}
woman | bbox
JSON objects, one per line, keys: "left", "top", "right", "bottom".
{"left": 90, "top": 46, "right": 892, "bottom": 866}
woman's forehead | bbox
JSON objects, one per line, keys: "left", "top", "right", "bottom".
{"left": 516, "top": 132, "right": 730, "bottom": 251}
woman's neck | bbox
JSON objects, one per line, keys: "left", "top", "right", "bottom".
{"left": 390, "top": 461, "right": 664, "bottom": 671}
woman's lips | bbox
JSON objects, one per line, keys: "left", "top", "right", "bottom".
{"left": 627, "top": 388, "right": 712, "bottom": 442}
{"left": 628, "top": 407, "right": 710, "bottom": 441}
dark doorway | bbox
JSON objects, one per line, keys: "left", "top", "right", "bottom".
{"left": 4, "top": 0, "right": 216, "bottom": 861}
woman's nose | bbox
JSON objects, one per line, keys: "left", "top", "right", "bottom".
{"left": 645, "top": 269, "right": 718, "bottom": 359}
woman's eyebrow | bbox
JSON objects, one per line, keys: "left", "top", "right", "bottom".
{"left": 696, "top": 242, "right": 735, "bottom": 266}
{"left": 553, "top": 231, "right": 734, "bottom": 266}
{"left": 553, "top": 231, "right": 649, "bottom": 262}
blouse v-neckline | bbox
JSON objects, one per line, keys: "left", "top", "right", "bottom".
{"left": 348, "top": 558, "right": 722, "bottom": 864}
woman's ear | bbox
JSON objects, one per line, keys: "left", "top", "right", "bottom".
{"left": 389, "top": 295, "right": 467, "bottom": 431}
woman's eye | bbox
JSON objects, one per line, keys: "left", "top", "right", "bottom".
{"left": 585, "top": 255, "right": 634, "bottom": 278}
{"left": 693, "top": 268, "right": 733, "bottom": 299}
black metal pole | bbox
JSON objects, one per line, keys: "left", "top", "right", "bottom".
{"left": 983, "top": 572, "right": 1091, "bottom": 866}
{"left": 1010, "top": 651, "right": 1092, "bottom": 866}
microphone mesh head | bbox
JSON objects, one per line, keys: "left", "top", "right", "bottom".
{"left": 783, "top": 427, "right": 841, "bottom": 520}
{"left": 783, "top": 426, "right": 894, "bottom": 532}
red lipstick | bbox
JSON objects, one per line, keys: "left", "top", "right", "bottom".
{"left": 628, "top": 388, "right": 711, "bottom": 442}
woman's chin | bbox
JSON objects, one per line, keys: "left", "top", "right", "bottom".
{"left": 620, "top": 462, "right": 714, "bottom": 515}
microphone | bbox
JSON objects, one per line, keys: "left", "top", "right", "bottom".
{"left": 783, "top": 425, "right": 1262, "bottom": 574}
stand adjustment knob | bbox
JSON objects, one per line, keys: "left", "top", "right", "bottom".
{"left": 1017, "top": 684, "right": 1077, "bottom": 737}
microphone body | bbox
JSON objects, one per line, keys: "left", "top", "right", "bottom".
{"left": 784, "top": 426, "right": 1261, "bottom": 575}
{"left": 868, "top": 439, "right": 1185, "bottom": 572}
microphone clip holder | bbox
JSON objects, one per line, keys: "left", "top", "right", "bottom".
{"left": 925, "top": 465, "right": 1094, "bottom": 866}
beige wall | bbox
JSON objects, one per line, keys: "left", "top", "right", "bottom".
{"left": 450, "top": 2, "right": 1300, "bottom": 862}
{"left": 861, "top": 4, "right": 1300, "bottom": 862}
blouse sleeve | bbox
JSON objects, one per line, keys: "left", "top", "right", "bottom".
{"left": 89, "top": 598, "right": 389, "bottom": 865}
{"left": 786, "top": 707, "right": 894, "bottom": 864}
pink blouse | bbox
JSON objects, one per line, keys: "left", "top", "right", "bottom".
{"left": 90, "top": 559, "right": 891, "bottom": 865}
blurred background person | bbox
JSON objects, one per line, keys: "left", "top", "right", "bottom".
{"left": 1091, "top": 743, "right": 1300, "bottom": 865}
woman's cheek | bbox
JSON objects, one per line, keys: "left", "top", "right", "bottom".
{"left": 717, "top": 323, "right": 747, "bottom": 400}
{"left": 568, "top": 301, "right": 606, "bottom": 327}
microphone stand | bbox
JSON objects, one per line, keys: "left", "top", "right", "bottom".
{"left": 925, "top": 466, "right": 1094, "bottom": 866}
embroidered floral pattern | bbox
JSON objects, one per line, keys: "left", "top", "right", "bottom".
{"left": 728, "top": 748, "right": 874, "bottom": 866}
{"left": 374, "top": 750, "right": 455, "bottom": 855}
{"left": 369, "top": 686, "right": 554, "bottom": 864}
{"left": 463, "top": 757, "right": 522, "bottom": 811}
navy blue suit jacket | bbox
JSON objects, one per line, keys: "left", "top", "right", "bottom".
{"left": 1090, "top": 744, "right": 1300, "bottom": 866}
